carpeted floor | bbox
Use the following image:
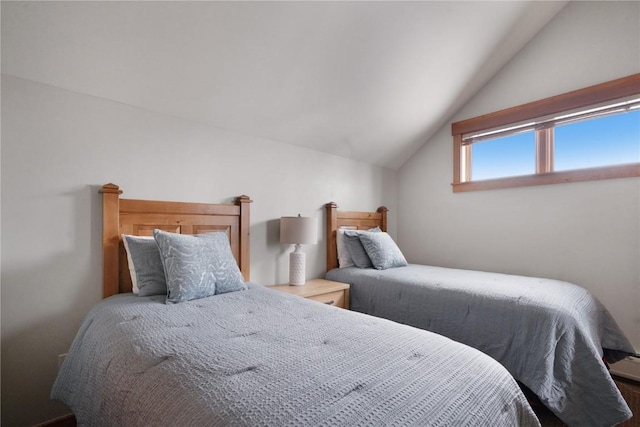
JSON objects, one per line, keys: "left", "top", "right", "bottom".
{"left": 533, "top": 376, "right": 640, "bottom": 427}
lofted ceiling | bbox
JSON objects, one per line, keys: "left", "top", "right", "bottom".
{"left": 1, "top": 1, "right": 567, "bottom": 169}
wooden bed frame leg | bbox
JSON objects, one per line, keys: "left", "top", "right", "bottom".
{"left": 100, "top": 183, "right": 123, "bottom": 298}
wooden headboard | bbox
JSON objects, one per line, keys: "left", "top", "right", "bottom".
{"left": 324, "top": 202, "right": 388, "bottom": 272}
{"left": 100, "top": 183, "right": 252, "bottom": 298}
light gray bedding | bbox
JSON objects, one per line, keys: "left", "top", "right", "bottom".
{"left": 52, "top": 282, "right": 540, "bottom": 426}
{"left": 326, "top": 264, "right": 635, "bottom": 427}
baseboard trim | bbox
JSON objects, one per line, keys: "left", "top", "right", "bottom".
{"left": 32, "top": 414, "right": 76, "bottom": 427}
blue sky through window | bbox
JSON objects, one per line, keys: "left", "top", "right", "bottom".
{"left": 555, "top": 110, "right": 640, "bottom": 171}
{"left": 471, "top": 109, "right": 640, "bottom": 180}
{"left": 472, "top": 131, "right": 535, "bottom": 180}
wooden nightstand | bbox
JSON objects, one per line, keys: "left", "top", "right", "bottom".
{"left": 270, "top": 278, "right": 350, "bottom": 309}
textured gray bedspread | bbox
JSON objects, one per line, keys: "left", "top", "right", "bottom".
{"left": 52, "top": 282, "right": 540, "bottom": 426}
{"left": 327, "top": 265, "right": 635, "bottom": 427}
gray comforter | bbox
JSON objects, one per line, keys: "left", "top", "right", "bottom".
{"left": 52, "top": 282, "right": 540, "bottom": 426}
{"left": 327, "top": 264, "right": 635, "bottom": 427}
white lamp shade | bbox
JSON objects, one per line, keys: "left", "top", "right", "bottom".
{"left": 280, "top": 216, "right": 318, "bottom": 245}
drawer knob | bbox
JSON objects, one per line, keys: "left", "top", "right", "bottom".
{"left": 323, "top": 300, "right": 335, "bottom": 305}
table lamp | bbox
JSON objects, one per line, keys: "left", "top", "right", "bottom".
{"left": 280, "top": 215, "right": 318, "bottom": 286}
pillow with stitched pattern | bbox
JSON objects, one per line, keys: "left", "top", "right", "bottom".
{"left": 153, "top": 230, "right": 247, "bottom": 304}
{"left": 358, "top": 232, "right": 408, "bottom": 270}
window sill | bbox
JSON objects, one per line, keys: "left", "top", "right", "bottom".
{"left": 452, "top": 163, "right": 640, "bottom": 193}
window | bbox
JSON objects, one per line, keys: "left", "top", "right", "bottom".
{"left": 554, "top": 110, "right": 640, "bottom": 171}
{"left": 451, "top": 74, "right": 640, "bottom": 192}
{"left": 472, "top": 131, "right": 536, "bottom": 180}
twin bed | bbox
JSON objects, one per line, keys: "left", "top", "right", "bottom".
{"left": 324, "top": 202, "right": 635, "bottom": 427}
{"left": 52, "top": 184, "right": 540, "bottom": 426}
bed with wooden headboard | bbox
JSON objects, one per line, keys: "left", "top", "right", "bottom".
{"left": 100, "top": 183, "right": 252, "bottom": 298}
{"left": 324, "top": 201, "right": 387, "bottom": 272}
{"left": 51, "top": 185, "right": 543, "bottom": 426}
{"left": 323, "top": 202, "right": 635, "bottom": 427}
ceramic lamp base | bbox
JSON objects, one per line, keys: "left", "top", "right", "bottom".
{"left": 289, "top": 244, "right": 306, "bottom": 286}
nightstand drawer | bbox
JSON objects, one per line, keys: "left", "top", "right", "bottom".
{"left": 269, "top": 279, "right": 350, "bottom": 309}
{"left": 307, "top": 290, "right": 346, "bottom": 308}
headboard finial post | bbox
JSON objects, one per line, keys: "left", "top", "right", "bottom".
{"left": 100, "top": 183, "right": 123, "bottom": 195}
{"left": 377, "top": 206, "right": 388, "bottom": 232}
{"left": 325, "top": 202, "right": 339, "bottom": 271}
{"left": 101, "top": 183, "right": 122, "bottom": 298}
{"left": 236, "top": 195, "right": 253, "bottom": 281}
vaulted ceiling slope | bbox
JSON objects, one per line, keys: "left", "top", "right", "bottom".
{"left": 2, "top": 1, "right": 567, "bottom": 169}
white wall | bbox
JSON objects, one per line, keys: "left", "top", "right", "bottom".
{"left": 399, "top": 1, "right": 640, "bottom": 351}
{"left": 0, "top": 75, "right": 397, "bottom": 426}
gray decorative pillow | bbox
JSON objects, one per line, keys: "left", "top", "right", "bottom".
{"left": 122, "top": 235, "right": 167, "bottom": 296}
{"left": 358, "top": 232, "right": 408, "bottom": 270}
{"left": 337, "top": 228, "right": 356, "bottom": 268}
{"left": 153, "top": 230, "right": 247, "bottom": 304}
{"left": 343, "top": 227, "right": 381, "bottom": 268}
